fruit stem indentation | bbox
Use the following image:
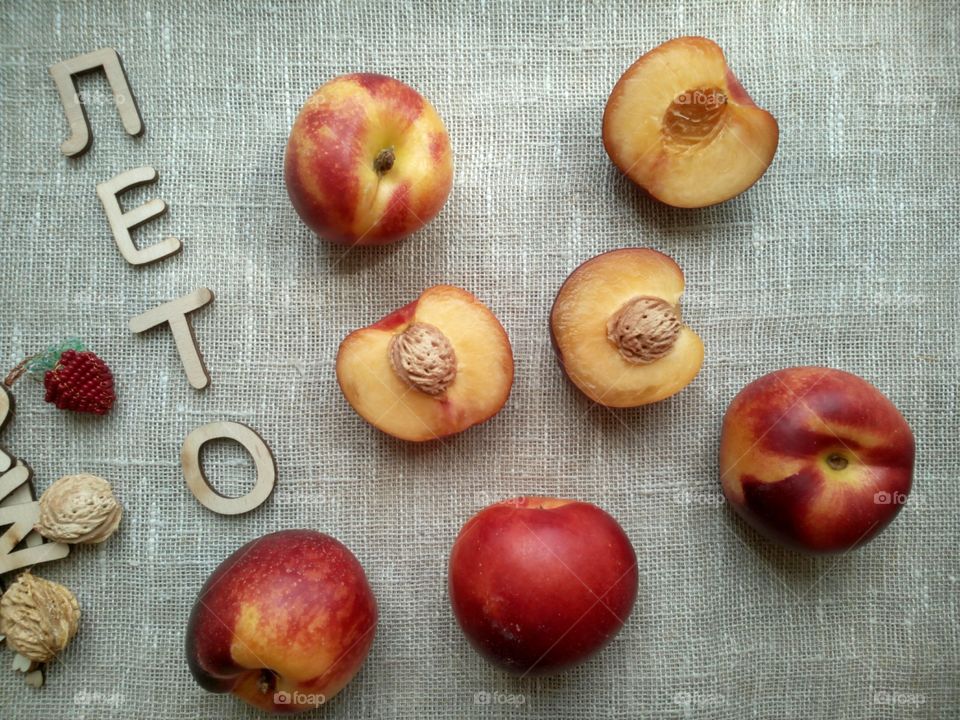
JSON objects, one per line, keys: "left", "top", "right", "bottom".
{"left": 257, "top": 668, "right": 277, "bottom": 695}
{"left": 826, "top": 454, "right": 849, "bottom": 471}
{"left": 373, "top": 147, "right": 395, "bottom": 175}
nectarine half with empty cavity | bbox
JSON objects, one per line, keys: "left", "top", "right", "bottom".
{"left": 603, "top": 36, "right": 779, "bottom": 208}
{"left": 550, "top": 248, "right": 703, "bottom": 407}
{"left": 336, "top": 285, "right": 513, "bottom": 441}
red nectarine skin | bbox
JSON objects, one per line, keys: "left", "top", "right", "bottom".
{"left": 449, "top": 498, "right": 638, "bottom": 675}
{"left": 720, "top": 368, "right": 915, "bottom": 553}
{"left": 292, "top": 97, "right": 366, "bottom": 228}
{"left": 723, "top": 68, "right": 755, "bottom": 106}
{"left": 371, "top": 298, "right": 419, "bottom": 332}
{"left": 373, "top": 181, "right": 412, "bottom": 239}
{"left": 351, "top": 72, "right": 425, "bottom": 121}
{"left": 285, "top": 73, "right": 453, "bottom": 245}
{"left": 186, "top": 530, "right": 377, "bottom": 713}
{"left": 429, "top": 131, "right": 448, "bottom": 162}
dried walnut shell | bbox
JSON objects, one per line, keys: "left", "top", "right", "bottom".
{"left": 0, "top": 572, "right": 80, "bottom": 663}
{"left": 36, "top": 473, "right": 122, "bottom": 544}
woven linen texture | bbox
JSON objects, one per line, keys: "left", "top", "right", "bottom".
{"left": 1, "top": 1, "right": 958, "bottom": 718}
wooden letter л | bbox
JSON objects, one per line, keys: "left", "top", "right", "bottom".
{"left": 49, "top": 47, "right": 144, "bottom": 157}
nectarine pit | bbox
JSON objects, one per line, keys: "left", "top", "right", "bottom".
{"left": 663, "top": 87, "right": 727, "bottom": 151}
{"left": 388, "top": 322, "right": 457, "bottom": 395}
{"left": 606, "top": 296, "right": 681, "bottom": 364}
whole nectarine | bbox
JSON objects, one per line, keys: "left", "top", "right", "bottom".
{"left": 449, "top": 497, "right": 638, "bottom": 675}
{"left": 185, "top": 530, "right": 377, "bottom": 713}
{"left": 285, "top": 73, "right": 453, "bottom": 245}
{"left": 720, "top": 367, "right": 915, "bottom": 553}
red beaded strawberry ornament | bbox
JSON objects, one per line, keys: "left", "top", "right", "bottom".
{"left": 4, "top": 339, "right": 115, "bottom": 415}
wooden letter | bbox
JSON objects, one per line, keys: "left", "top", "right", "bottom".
{"left": 49, "top": 47, "right": 143, "bottom": 157}
{"left": 129, "top": 288, "right": 215, "bottom": 390}
{"left": 181, "top": 422, "right": 276, "bottom": 515}
{"left": 96, "top": 166, "right": 182, "bottom": 265}
{"left": 0, "top": 386, "right": 12, "bottom": 474}
{"left": 0, "top": 463, "right": 70, "bottom": 576}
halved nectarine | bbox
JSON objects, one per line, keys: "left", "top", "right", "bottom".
{"left": 550, "top": 248, "right": 703, "bottom": 407}
{"left": 603, "top": 36, "right": 779, "bottom": 207}
{"left": 336, "top": 286, "right": 513, "bottom": 441}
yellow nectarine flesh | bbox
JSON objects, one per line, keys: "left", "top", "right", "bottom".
{"left": 603, "top": 36, "right": 779, "bottom": 208}
{"left": 551, "top": 249, "right": 703, "bottom": 407}
{"left": 336, "top": 286, "right": 513, "bottom": 441}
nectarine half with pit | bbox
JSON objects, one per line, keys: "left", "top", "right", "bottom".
{"left": 550, "top": 248, "right": 703, "bottom": 407}
{"left": 285, "top": 73, "right": 453, "bottom": 245}
{"left": 720, "top": 367, "right": 915, "bottom": 553}
{"left": 336, "top": 285, "right": 513, "bottom": 441}
{"left": 603, "top": 36, "right": 779, "bottom": 208}
{"left": 449, "top": 497, "right": 638, "bottom": 675}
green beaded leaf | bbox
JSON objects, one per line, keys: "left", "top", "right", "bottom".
{"left": 25, "top": 337, "right": 85, "bottom": 376}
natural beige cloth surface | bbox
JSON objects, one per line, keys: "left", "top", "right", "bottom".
{"left": 1, "top": 1, "right": 958, "bottom": 718}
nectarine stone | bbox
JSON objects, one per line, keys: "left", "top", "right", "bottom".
{"left": 550, "top": 248, "right": 703, "bottom": 407}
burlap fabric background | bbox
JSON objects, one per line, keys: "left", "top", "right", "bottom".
{"left": 1, "top": 1, "right": 957, "bottom": 718}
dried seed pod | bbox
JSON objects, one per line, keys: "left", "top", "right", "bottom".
{"left": 0, "top": 572, "right": 80, "bottom": 663}
{"left": 36, "top": 473, "right": 122, "bottom": 544}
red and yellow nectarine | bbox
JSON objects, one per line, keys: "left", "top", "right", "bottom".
{"left": 285, "top": 73, "right": 453, "bottom": 245}
{"left": 720, "top": 367, "right": 915, "bottom": 553}
{"left": 186, "top": 530, "right": 377, "bottom": 713}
